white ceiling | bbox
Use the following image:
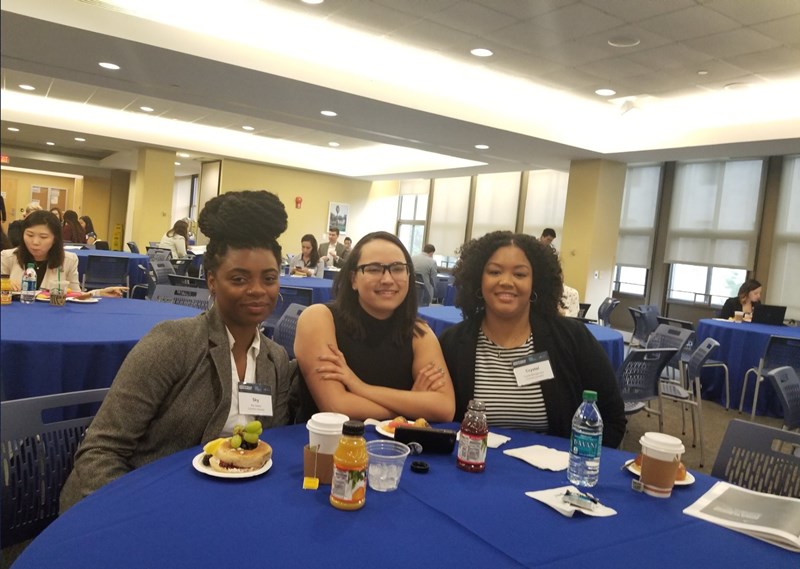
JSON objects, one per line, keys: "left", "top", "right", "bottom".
{"left": 2, "top": 0, "right": 799, "bottom": 180}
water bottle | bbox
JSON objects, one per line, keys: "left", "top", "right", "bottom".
{"left": 20, "top": 263, "right": 37, "bottom": 304}
{"left": 567, "top": 390, "right": 603, "bottom": 487}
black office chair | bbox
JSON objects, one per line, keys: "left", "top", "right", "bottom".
{"left": 94, "top": 240, "right": 110, "bottom": 250}
{"left": 81, "top": 255, "right": 129, "bottom": 291}
{"left": 127, "top": 241, "right": 140, "bottom": 254}
{"left": 1, "top": 388, "right": 110, "bottom": 546}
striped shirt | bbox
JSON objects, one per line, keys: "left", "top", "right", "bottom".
{"left": 473, "top": 329, "right": 548, "bottom": 431}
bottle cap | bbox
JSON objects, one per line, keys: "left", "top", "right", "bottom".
{"left": 341, "top": 420, "right": 365, "bottom": 436}
{"left": 467, "top": 399, "right": 486, "bottom": 411}
{"left": 582, "top": 390, "right": 598, "bottom": 402}
{"left": 410, "top": 461, "right": 429, "bottom": 474}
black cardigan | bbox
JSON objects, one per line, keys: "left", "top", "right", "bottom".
{"left": 439, "top": 314, "right": 626, "bottom": 448}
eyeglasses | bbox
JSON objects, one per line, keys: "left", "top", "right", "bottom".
{"left": 356, "top": 262, "right": 410, "bottom": 278}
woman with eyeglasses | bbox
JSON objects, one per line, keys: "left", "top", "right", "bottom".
{"left": 293, "top": 231, "right": 455, "bottom": 423}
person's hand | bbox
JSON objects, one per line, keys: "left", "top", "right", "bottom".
{"left": 412, "top": 362, "right": 447, "bottom": 392}
{"left": 97, "top": 286, "right": 127, "bottom": 297}
{"left": 316, "top": 344, "right": 363, "bottom": 393}
{"left": 10, "top": 282, "right": 21, "bottom": 292}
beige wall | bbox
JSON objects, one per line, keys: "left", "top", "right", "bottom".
{"left": 129, "top": 148, "right": 175, "bottom": 250}
{"left": 83, "top": 176, "right": 112, "bottom": 241}
{"left": 217, "top": 160, "right": 374, "bottom": 256}
{"left": 0, "top": 170, "right": 80, "bottom": 225}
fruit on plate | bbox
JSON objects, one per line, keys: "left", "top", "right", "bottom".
{"left": 201, "top": 421, "right": 271, "bottom": 472}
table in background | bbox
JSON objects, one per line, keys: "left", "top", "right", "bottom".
{"left": 281, "top": 276, "right": 333, "bottom": 304}
{"left": 418, "top": 305, "right": 625, "bottom": 371}
{"left": 0, "top": 299, "right": 201, "bottom": 400}
{"left": 73, "top": 249, "right": 149, "bottom": 287}
{"left": 696, "top": 318, "right": 800, "bottom": 417}
{"left": 14, "top": 423, "right": 791, "bottom": 569}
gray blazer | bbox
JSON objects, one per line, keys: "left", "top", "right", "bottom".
{"left": 60, "top": 306, "right": 295, "bottom": 512}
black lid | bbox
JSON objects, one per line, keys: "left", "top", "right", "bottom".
{"left": 342, "top": 420, "right": 365, "bottom": 436}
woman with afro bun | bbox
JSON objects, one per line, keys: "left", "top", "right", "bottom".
{"left": 61, "top": 191, "right": 295, "bottom": 511}
{"left": 439, "top": 231, "right": 626, "bottom": 448}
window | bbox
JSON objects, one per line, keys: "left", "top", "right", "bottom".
{"left": 767, "top": 155, "right": 800, "bottom": 319}
{"left": 428, "top": 176, "right": 471, "bottom": 260}
{"left": 471, "top": 172, "right": 521, "bottom": 238}
{"left": 396, "top": 179, "right": 429, "bottom": 256}
{"left": 522, "top": 169, "right": 568, "bottom": 247}
{"left": 613, "top": 265, "right": 647, "bottom": 296}
{"left": 668, "top": 263, "right": 746, "bottom": 306}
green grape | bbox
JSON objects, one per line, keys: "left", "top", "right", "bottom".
{"left": 230, "top": 434, "right": 242, "bottom": 449}
{"left": 243, "top": 431, "right": 259, "bottom": 445}
{"left": 244, "top": 420, "right": 262, "bottom": 434}
{"left": 233, "top": 424, "right": 243, "bottom": 435}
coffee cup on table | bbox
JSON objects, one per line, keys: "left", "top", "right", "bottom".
{"left": 49, "top": 283, "right": 67, "bottom": 306}
{"left": 304, "top": 412, "right": 349, "bottom": 485}
{"left": 734, "top": 311, "right": 744, "bottom": 323}
{"left": 638, "top": 432, "right": 685, "bottom": 498}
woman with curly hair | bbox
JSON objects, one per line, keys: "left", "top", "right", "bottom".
{"left": 293, "top": 231, "right": 454, "bottom": 423}
{"left": 439, "top": 231, "right": 625, "bottom": 448}
{"left": 61, "top": 190, "right": 295, "bottom": 511}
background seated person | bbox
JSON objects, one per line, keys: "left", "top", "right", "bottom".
{"left": 290, "top": 234, "right": 323, "bottom": 277}
{"left": 560, "top": 284, "right": 580, "bottom": 317}
{"left": 439, "top": 231, "right": 626, "bottom": 448}
{"left": 158, "top": 220, "right": 189, "bottom": 259}
{"left": 293, "top": 231, "right": 455, "bottom": 423}
{"left": 719, "top": 279, "right": 762, "bottom": 320}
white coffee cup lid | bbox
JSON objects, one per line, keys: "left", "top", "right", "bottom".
{"left": 307, "top": 412, "right": 349, "bottom": 435}
{"left": 639, "top": 432, "right": 685, "bottom": 455}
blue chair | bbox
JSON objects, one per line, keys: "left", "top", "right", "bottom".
{"left": 81, "top": 255, "right": 129, "bottom": 291}
{"left": 127, "top": 241, "right": 140, "bottom": 254}
{"left": 767, "top": 366, "right": 800, "bottom": 431}
{"left": 740, "top": 335, "right": 800, "bottom": 420}
{"left": 273, "top": 304, "right": 306, "bottom": 359}
{"left": 263, "top": 287, "right": 313, "bottom": 337}
{"left": 152, "top": 284, "right": 210, "bottom": 311}
{"left": 616, "top": 347, "right": 677, "bottom": 433}
{"left": 1, "top": 388, "right": 109, "bottom": 546}
{"left": 596, "top": 297, "right": 619, "bottom": 327}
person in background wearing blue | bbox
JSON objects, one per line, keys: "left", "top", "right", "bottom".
{"left": 79, "top": 215, "right": 97, "bottom": 246}
{"left": 60, "top": 190, "right": 295, "bottom": 511}
{"left": 719, "top": 279, "right": 762, "bottom": 320}
{"left": 294, "top": 231, "right": 454, "bottom": 423}
{"left": 411, "top": 243, "right": 438, "bottom": 304}
{"left": 438, "top": 231, "right": 625, "bottom": 448}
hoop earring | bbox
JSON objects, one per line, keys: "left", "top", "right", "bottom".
{"left": 278, "top": 292, "right": 284, "bottom": 303}
{"left": 529, "top": 292, "right": 538, "bottom": 304}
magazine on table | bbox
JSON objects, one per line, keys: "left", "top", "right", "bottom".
{"left": 683, "top": 481, "right": 800, "bottom": 552}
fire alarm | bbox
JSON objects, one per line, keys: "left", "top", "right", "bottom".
{"left": 295, "top": 196, "right": 303, "bottom": 209}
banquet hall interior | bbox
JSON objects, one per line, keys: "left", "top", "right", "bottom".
{"left": 1, "top": 1, "right": 799, "bottom": 564}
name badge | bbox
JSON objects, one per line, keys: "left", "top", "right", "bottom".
{"left": 512, "top": 352, "right": 555, "bottom": 387}
{"left": 238, "top": 383, "right": 273, "bottom": 417}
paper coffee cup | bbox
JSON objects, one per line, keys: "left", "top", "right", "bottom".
{"left": 734, "top": 311, "right": 744, "bottom": 323}
{"left": 638, "top": 432, "right": 685, "bottom": 498}
{"left": 306, "top": 412, "right": 349, "bottom": 455}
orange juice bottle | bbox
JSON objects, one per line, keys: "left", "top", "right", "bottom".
{"left": 330, "top": 420, "right": 368, "bottom": 511}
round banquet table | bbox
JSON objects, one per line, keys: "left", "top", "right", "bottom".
{"left": 418, "top": 305, "right": 625, "bottom": 371}
{"left": 696, "top": 318, "right": 800, "bottom": 417}
{"left": 14, "top": 423, "right": 793, "bottom": 569}
{"left": 0, "top": 298, "right": 201, "bottom": 400}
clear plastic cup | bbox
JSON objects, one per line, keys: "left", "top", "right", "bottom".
{"left": 366, "top": 440, "right": 410, "bottom": 492}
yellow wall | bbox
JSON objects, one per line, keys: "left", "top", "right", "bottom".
{"left": 0, "top": 170, "right": 79, "bottom": 225}
{"left": 130, "top": 148, "right": 175, "bottom": 250}
{"left": 218, "top": 160, "right": 374, "bottom": 255}
{"left": 83, "top": 176, "right": 111, "bottom": 240}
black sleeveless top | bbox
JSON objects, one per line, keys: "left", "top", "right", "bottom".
{"left": 292, "top": 303, "right": 414, "bottom": 422}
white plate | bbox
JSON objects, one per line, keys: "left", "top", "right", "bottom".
{"left": 626, "top": 461, "right": 695, "bottom": 486}
{"left": 375, "top": 420, "right": 420, "bottom": 439}
{"left": 192, "top": 452, "right": 273, "bottom": 479}
{"left": 67, "top": 297, "right": 99, "bottom": 303}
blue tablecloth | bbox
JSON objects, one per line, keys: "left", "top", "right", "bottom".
{"left": 14, "top": 423, "right": 792, "bottom": 569}
{"left": 281, "top": 276, "right": 333, "bottom": 304}
{"left": 0, "top": 299, "right": 201, "bottom": 400}
{"left": 73, "top": 249, "right": 149, "bottom": 287}
{"left": 418, "top": 305, "right": 625, "bottom": 371}
{"left": 444, "top": 283, "right": 457, "bottom": 306}
{"left": 696, "top": 318, "right": 800, "bottom": 417}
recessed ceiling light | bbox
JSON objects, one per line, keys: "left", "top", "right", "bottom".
{"left": 74, "top": 137, "right": 86, "bottom": 142}
{"left": 320, "top": 110, "right": 338, "bottom": 117}
{"left": 595, "top": 88, "right": 616, "bottom": 97}
{"left": 177, "top": 152, "right": 190, "bottom": 158}
{"left": 474, "top": 144, "right": 490, "bottom": 150}
{"left": 19, "top": 84, "right": 35, "bottom": 91}
{"left": 697, "top": 70, "right": 709, "bottom": 76}
{"left": 8, "top": 127, "right": 20, "bottom": 132}
{"left": 607, "top": 36, "right": 640, "bottom": 48}
{"left": 46, "top": 141, "right": 55, "bottom": 146}
{"left": 328, "top": 142, "right": 340, "bottom": 147}
{"left": 470, "top": 48, "right": 493, "bottom": 57}
{"left": 98, "top": 62, "right": 120, "bottom": 70}
{"left": 140, "top": 106, "right": 154, "bottom": 112}
{"left": 174, "top": 162, "right": 181, "bottom": 166}
{"left": 242, "top": 125, "right": 255, "bottom": 131}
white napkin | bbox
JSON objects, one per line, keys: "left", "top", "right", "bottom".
{"left": 526, "top": 486, "right": 617, "bottom": 518}
{"left": 503, "top": 445, "right": 570, "bottom": 471}
{"left": 456, "top": 431, "right": 511, "bottom": 448}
